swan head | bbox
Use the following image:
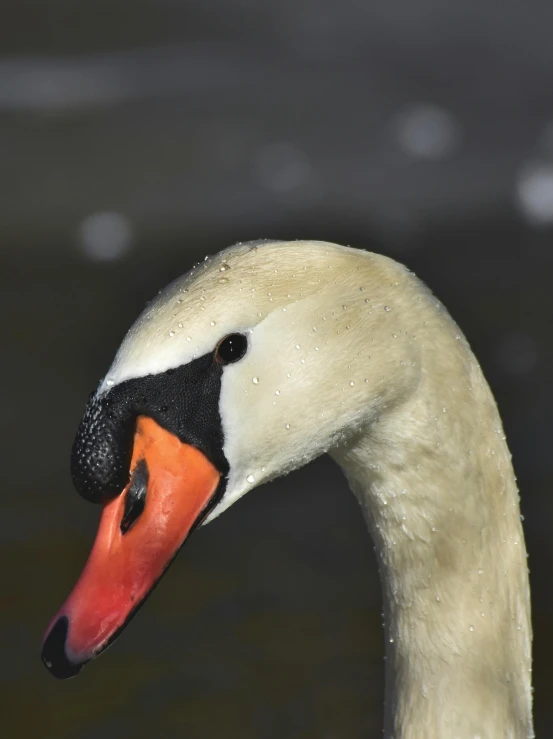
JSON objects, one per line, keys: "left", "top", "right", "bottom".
{"left": 42, "top": 239, "right": 421, "bottom": 678}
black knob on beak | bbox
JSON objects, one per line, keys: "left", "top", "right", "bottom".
{"left": 70, "top": 390, "right": 135, "bottom": 503}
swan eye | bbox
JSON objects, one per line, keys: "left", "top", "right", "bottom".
{"left": 216, "top": 333, "right": 248, "bottom": 364}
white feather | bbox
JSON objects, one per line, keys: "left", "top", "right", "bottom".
{"left": 105, "top": 240, "right": 533, "bottom": 739}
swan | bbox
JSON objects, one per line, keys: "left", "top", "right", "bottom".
{"left": 41, "top": 239, "right": 533, "bottom": 738}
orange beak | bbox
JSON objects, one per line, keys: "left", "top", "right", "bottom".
{"left": 41, "top": 417, "right": 221, "bottom": 678}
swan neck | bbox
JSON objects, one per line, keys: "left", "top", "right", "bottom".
{"left": 332, "top": 355, "right": 533, "bottom": 738}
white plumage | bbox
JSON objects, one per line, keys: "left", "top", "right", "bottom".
{"left": 103, "top": 240, "right": 533, "bottom": 738}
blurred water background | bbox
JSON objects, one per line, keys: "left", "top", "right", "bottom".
{"left": 1, "top": 1, "right": 552, "bottom": 737}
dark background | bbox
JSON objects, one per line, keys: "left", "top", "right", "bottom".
{"left": 1, "top": 2, "right": 552, "bottom": 737}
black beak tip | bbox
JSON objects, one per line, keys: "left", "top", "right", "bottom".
{"left": 41, "top": 616, "right": 84, "bottom": 680}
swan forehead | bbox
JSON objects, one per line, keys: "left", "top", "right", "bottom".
{"left": 101, "top": 240, "right": 366, "bottom": 389}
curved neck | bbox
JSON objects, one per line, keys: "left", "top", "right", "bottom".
{"left": 331, "top": 348, "right": 533, "bottom": 739}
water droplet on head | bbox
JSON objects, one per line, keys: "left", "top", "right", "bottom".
{"left": 469, "top": 625, "right": 475, "bottom": 632}
{"left": 106, "top": 378, "right": 115, "bottom": 387}
{"left": 285, "top": 423, "right": 290, "bottom": 429}
{"left": 220, "top": 263, "right": 231, "bottom": 272}
{"left": 295, "top": 344, "right": 301, "bottom": 349}
{"left": 186, "top": 336, "right": 191, "bottom": 342}
{"left": 342, "top": 305, "right": 348, "bottom": 310}
{"left": 218, "top": 277, "right": 229, "bottom": 284}
{"left": 169, "top": 331, "right": 175, "bottom": 337}
{"left": 210, "top": 321, "right": 216, "bottom": 327}
{"left": 252, "top": 377, "right": 259, "bottom": 384}
{"left": 275, "top": 390, "right": 280, "bottom": 396}
{"left": 246, "top": 474, "right": 255, "bottom": 483}
{"left": 384, "top": 305, "right": 391, "bottom": 312}
{"left": 349, "top": 381, "right": 355, "bottom": 386}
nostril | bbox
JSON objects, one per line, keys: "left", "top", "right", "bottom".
{"left": 41, "top": 616, "right": 83, "bottom": 679}
{"left": 120, "top": 459, "right": 149, "bottom": 534}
